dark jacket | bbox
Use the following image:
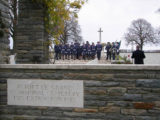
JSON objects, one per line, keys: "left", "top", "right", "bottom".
{"left": 132, "top": 50, "right": 145, "bottom": 64}
{"left": 54, "top": 45, "right": 59, "bottom": 53}
{"left": 96, "top": 44, "right": 102, "bottom": 52}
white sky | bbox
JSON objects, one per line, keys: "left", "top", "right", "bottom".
{"left": 78, "top": 0, "right": 160, "bottom": 50}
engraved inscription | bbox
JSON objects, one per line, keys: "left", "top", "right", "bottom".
{"left": 7, "top": 79, "right": 84, "bottom": 108}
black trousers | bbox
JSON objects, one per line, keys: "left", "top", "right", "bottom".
{"left": 106, "top": 52, "right": 111, "bottom": 60}
{"left": 97, "top": 52, "right": 101, "bottom": 60}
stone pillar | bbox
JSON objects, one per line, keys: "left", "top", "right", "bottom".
{"left": 15, "top": 0, "right": 49, "bottom": 64}
{"left": 0, "top": 0, "right": 10, "bottom": 64}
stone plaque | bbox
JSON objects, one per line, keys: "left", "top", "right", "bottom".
{"left": 7, "top": 79, "right": 84, "bottom": 108}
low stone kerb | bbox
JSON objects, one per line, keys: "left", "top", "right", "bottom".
{"left": 0, "top": 64, "right": 160, "bottom": 70}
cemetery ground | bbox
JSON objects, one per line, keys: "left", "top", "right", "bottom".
{"left": 52, "top": 52, "right": 111, "bottom": 64}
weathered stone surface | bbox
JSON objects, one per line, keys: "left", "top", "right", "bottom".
{"left": 42, "top": 110, "right": 63, "bottom": 116}
{"left": 84, "top": 101, "right": 106, "bottom": 107}
{"left": 136, "top": 79, "right": 160, "bottom": 88}
{"left": 121, "top": 109, "right": 147, "bottom": 115}
{"left": 99, "top": 106, "right": 120, "bottom": 113}
{"left": 0, "top": 65, "right": 160, "bottom": 119}
{"left": 0, "top": 0, "right": 10, "bottom": 64}
{"left": 15, "top": 0, "right": 49, "bottom": 64}
{"left": 16, "top": 109, "right": 41, "bottom": 116}
{"left": 127, "top": 88, "right": 152, "bottom": 94}
{"left": 85, "top": 90, "right": 107, "bottom": 95}
{"left": 134, "top": 116, "right": 157, "bottom": 120}
{"left": 154, "top": 101, "right": 160, "bottom": 108}
{"left": 123, "top": 93, "right": 142, "bottom": 101}
{"left": 0, "top": 84, "right": 7, "bottom": 90}
{"left": 74, "top": 108, "right": 98, "bottom": 113}
{"left": 108, "top": 87, "right": 126, "bottom": 96}
{"left": 133, "top": 102, "right": 155, "bottom": 109}
{"left": 109, "top": 101, "right": 132, "bottom": 107}
{"left": 104, "top": 114, "right": 133, "bottom": 120}
{"left": 142, "top": 94, "right": 160, "bottom": 101}
{"left": 85, "top": 81, "right": 119, "bottom": 87}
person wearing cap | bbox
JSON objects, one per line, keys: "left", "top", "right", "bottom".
{"left": 96, "top": 41, "right": 102, "bottom": 60}
{"left": 131, "top": 45, "right": 145, "bottom": 64}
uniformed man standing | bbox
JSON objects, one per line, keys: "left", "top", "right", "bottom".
{"left": 91, "top": 42, "right": 96, "bottom": 59}
{"left": 87, "top": 44, "right": 92, "bottom": 60}
{"left": 73, "top": 43, "right": 77, "bottom": 60}
{"left": 132, "top": 45, "right": 145, "bottom": 64}
{"left": 111, "top": 42, "right": 116, "bottom": 60}
{"left": 66, "top": 44, "right": 71, "bottom": 60}
{"left": 61, "top": 44, "right": 66, "bottom": 60}
{"left": 58, "top": 43, "right": 62, "bottom": 59}
{"left": 96, "top": 41, "right": 102, "bottom": 60}
{"left": 105, "top": 42, "right": 111, "bottom": 60}
{"left": 82, "top": 43, "right": 87, "bottom": 60}
{"left": 70, "top": 42, "right": 74, "bottom": 59}
{"left": 54, "top": 44, "right": 59, "bottom": 60}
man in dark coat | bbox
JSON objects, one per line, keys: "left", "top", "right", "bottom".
{"left": 91, "top": 42, "right": 96, "bottom": 59}
{"left": 96, "top": 41, "right": 102, "bottom": 60}
{"left": 105, "top": 42, "right": 111, "bottom": 60}
{"left": 54, "top": 44, "right": 59, "bottom": 60}
{"left": 132, "top": 45, "right": 145, "bottom": 64}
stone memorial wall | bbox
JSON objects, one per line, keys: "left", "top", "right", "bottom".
{"left": 0, "top": 64, "right": 160, "bottom": 120}
{"left": 0, "top": 0, "right": 10, "bottom": 64}
{"left": 7, "top": 79, "right": 84, "bottom": 108}
{"left": 15, "top": 0, "right": 49, "bottom": 64}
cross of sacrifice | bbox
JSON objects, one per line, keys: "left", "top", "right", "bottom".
{"left": 98, "top": 28, "right": 103, "bottom": 43}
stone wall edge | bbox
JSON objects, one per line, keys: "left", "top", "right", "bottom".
{"left": 0, "top": 64, "right": 160, "bottom": 70}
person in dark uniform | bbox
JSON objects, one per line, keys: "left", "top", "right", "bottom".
{"left": 82, "top": 43, "right": 87, "bottom": 60}
{"left": 105, "top": 42, "right": 111, "bottom": 60}
{"left": 115, "top": 42, "right": 120, "bottom": 60}
{"left": 61, "top": 44, "right": 66, "bottom": 60}
{"left": 96, "top": 41, "right": 102, "bottom": 60}
{"left": 77, "top": 43, "right": 81, "bottom": 60}
{"left": 111, "top": 42, "right": 116, "bottom": 60}
{"left": 58, "top": 43, "right": 62, "bottom": 59}
{"left": 132, "top": 45, "right": 145, "bottom": 64}
{"left": 64, "top": 44, "right": 68, "bottom": 59}
{"left": 85, "top": 41, "right": 90, "bottom": 59}
{"left": 70, "top": 42, "right": 74, "bottom": 59}
{"left": 87, "top": 44, "right": 92, "bottom": 60}
{"left": 66, "top": 44, "right": 71, "bottom": 60}
{"left": 91, "top": 42, "right": 96, "bottom": 59}
{"left": 73, "top": 43, "right": 77, "bottom": 60}
{"left": 54, "top": 44, "right": 59, "bottom": 60}
{"left": 79, "top": 44, "right": 83, "bottom": 60}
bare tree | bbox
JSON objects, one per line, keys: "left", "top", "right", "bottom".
{"left": 59, "top": 15, "right": 83, "bottom": 44}
{"left": 124, "top": 18, "right": 158, "bottom": 50}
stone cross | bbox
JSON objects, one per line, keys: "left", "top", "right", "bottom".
{"left": 98, "top": 28, "right": 103, "bottom": 43}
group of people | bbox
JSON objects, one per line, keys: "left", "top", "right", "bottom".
{"left": 54, "top": 40, "right": 145, "bottom": 64}
{"left": 54, "top": 41, "right": 102, "bottom": 60}
{"left": 105, "top": 42, "right": 121, "bottom": 60}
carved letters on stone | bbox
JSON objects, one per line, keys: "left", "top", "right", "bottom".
{"left": 7, "top": 79, "right": 84, "bottom": 108}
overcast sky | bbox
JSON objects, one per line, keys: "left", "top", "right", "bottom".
{"left": 78, "top": 0, "right": 160, "bottom": 50}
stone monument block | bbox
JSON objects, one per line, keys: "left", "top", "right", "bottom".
{"left": 7, "top": 79, "right": 84, "bottom": 108}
